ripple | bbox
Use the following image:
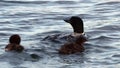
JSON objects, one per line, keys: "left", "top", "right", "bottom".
{"left": 112, "top": 54, "right": 120, "bottom": 57}
{"left": 54, "top": 1, "right": 77, "bottom": 4}
{"left": 96, "top": 1, "right": 120, "bottom": 5}
{"left": 1, "top": 0, "right": 49, "bottom": 4}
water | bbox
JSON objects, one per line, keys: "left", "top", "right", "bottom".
{"left": 0, "top": 0, "right": 120, "bottom": 68}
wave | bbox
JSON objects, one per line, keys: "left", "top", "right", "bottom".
{"left": 0, "top": 0, "right": 80, "bottom": 4}
{"left": 96, "top": 1, "right": 120, "bottom": 5}
{"left": 0, "top": 52, "right": 40, "bottom": 65}
{"left": 1, "top": 0, "right": 49, "bottom": 4}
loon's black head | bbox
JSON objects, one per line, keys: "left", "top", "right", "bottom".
{"left": 64, "top": 16, "right": 84, "bottom": 33}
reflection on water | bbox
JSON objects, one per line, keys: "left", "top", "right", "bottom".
{"left": 0, "top": 0, "right": 120, "bottom": 68}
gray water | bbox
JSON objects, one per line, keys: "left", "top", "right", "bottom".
{"left": 0, "top": 0, "right": 120, "bottom": 68}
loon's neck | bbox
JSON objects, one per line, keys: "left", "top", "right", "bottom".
{"left": 70, "top": 22, "right": 84, "bottom": 34}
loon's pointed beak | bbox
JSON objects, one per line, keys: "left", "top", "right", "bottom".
{"left": 64, "top": 17, "right": 71, "bottom": 23}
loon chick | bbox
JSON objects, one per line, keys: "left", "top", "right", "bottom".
{"left": 5, "top": 34, "right": 24, "bottom": 52}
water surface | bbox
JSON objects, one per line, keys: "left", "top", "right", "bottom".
{"left": 0, "top": 0, "right": 120, "bottom": 68}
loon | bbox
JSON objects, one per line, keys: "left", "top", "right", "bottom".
{"left": 59, "top": 16, "right": 87, "bottom": 54}
{"left": 43, "top": 16, "right": 87, "bottom": 54}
